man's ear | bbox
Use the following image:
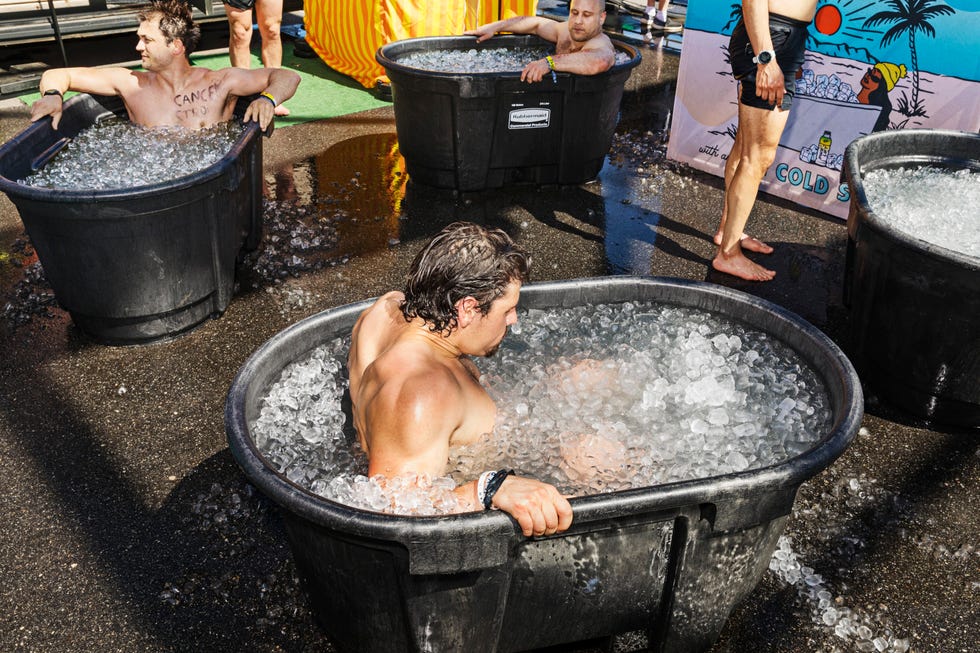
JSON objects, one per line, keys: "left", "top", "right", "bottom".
{"left": 455, "top": 296, "right": 480, "bottom": 328}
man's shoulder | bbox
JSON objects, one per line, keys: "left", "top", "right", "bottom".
{"left": 191, "top": 66, "right": 231, "bottom": 83}
{"left": 89, "top": 66, "right": 144, "bottom": 84}
{"left": 370, "top": 345, "right": 464, "bottom": 410}
{"left": 379, "top": 290, "right": 406, "bottom": 304}
{"left": 588, "top": 31, "right": 615, "bottom": 53}
{"left": 360, "top": 291, "right": 405, "bottom": 324}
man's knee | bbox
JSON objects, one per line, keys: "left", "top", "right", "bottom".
{"left": 738, "top": 147, "right": 777, "bottom": 176}
{"left": 258, "top": 20, "right": 281, "bottom": 41}
{"left": 229, "top": 20, "right": 252, "bottom": 43}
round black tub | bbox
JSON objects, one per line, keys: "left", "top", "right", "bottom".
{"left": 226, "top": 276, "right": 863, "bottom": 653}
{"left": 376, "top": 35, "right": 641, "bottom": 190}
{"left": 842, "top": 129, "right": 980, "bottom": 427}
{"left": 0, "top": 93, "right": 263, "bottom": 345}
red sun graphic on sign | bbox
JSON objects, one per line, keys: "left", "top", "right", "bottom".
{"left": 815, "top": 4, "right": 843, "bottom": 35}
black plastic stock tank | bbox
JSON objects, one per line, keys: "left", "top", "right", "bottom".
{"left": 842, "top": 129, "right": 980, "bottom": 427}
{"left": 376, "top": 35, "right": 640, "bottom": 190}
{"left": 225, "top": 276, "right": 863, "bottom": 653}
{"left": 0, "top": 93, "right": 262, "bottom": 345}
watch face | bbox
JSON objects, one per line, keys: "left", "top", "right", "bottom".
{"left": 758, "top": 51, "right": 773, "bottom": 64}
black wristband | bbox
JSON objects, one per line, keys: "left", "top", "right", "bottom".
{"left": 43, "top": 89, "right": 63, "bottom": 98}
{"left": 482, "top": 468, "right": 514, "bottom": 510}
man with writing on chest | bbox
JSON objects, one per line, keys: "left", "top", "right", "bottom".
{"left": 29, "top": 0, "right": 299, "bottom": 131}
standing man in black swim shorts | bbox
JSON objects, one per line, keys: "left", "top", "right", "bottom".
{"left": 224, "top": 0, "right": 290, "bottom": 116}
{"left": 712, "top": 0, "right": 817, "bottom": 281}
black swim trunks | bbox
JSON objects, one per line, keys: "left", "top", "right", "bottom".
{"left": 728, "top": 13, "right": 809, "bottom": 111}
{"left": 224, "top": 0, "right": 256, "bottom": 11}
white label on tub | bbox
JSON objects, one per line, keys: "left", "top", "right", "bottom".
{"left": 508, "top": 108, "right": 550, "bottom": 130}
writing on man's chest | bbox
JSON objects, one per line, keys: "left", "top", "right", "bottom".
{"left": 173, "top": 82, "right": 220, "bottom": 119}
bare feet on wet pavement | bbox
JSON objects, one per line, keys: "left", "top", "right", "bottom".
{"left": 712, "top": 250, "right": 776, "bottom": 281}
{"left": 714, "top": 232, "right": 774, "bottom": 254}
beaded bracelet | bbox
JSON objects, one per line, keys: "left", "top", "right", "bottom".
{"left": 259, "top": 91, "right": 277, "bottom": 107}
{"left": 476, "top": 470, "right": 496, "bottom": 507}
{"left": 545, "top": 56, "right": 558, "bottom": 83}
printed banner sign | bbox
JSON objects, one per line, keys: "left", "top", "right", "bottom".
{"left": 667, "top": 0, "right": 980, "bottom": 219}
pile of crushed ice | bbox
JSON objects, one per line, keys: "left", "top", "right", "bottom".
{"left": 395, "top": 46, "right": 631, "bottom": 73}
{"left": 863, "top": 166, "right": 979, "bottom": 258}
{"left": 770, "top": 536, "right": 911, "bottom": 652}
{"left": 1, "top": 240, "right": 57, "bottom": 327}
{"left": 251, "top": 301, "right": 833, "bottom": 516}
{"left": 240, "top": 198, "right": 343, "bottom": 284}
{"left": 612, "top": 531, "right": 913, "bottom": 653}
{"left": 21, "top": 119, "right": 243, "bottom": 190}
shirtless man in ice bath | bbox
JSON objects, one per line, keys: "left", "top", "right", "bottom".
{"left": 29, "top": 0, "right": 299, "bottom": 132}
{"left": 713, "top": 0, "right": 817, "bottom": 281}
{"left": 465, "top": 0, "right": 616, "bottom": 83}
{"left": 348, "top": 222, "right": 573, "bottom": 538}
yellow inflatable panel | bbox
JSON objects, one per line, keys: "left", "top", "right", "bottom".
{"left": 304, "top": 0, "right": 538, "bottom": 88}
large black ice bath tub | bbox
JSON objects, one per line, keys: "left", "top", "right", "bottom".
{"left": 376, "top": 35, "right": 640, "bottom": 190}
{"left": 0, "top": 93, "right": 262, "bottom": 345}
{"left": 842, "top": 129, "right": 980, "bottom": 427}
{"left": 226, "top": 276, "right": 863, "bottom": 653}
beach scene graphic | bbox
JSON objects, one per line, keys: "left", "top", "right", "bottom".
{"left": 667, "top": 0, "right": 980, "bottom": 218}
{"left": 783, "top": 57, "right": 910, "bottom": 173}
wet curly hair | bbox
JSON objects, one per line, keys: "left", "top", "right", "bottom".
{"left": 138, "top": 0, "right": 201, "bottom": 56}
{"left": 401, "top": 222, "right": 531, "bottom": 335}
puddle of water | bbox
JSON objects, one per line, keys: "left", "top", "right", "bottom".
{"left": 262, "top": 132, "right": 407, "bottom": 261}
{"left": 254, "top": 126, "right": 681, "bottom": 281}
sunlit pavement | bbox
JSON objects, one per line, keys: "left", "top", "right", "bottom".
{"left": 0, "top": 34, "right": 976, "bottom": 653}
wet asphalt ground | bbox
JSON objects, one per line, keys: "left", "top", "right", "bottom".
{"left": 0, "top": 19, "right": 977, "bottom": 653}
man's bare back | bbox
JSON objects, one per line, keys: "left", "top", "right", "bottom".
{"left": 346, "top": 222, "right": 573, "bottom": 537}
{"left": 348, "top": 291, "right": 497, "bottom": 475}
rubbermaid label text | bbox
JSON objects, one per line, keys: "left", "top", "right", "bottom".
{"left": 508, "top": 108, "right": 551, "bottom": 129}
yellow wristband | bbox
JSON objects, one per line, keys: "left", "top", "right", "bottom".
{"left": 259, "top": 91, "right": 277, "bottom": 107}
{"left": 545, "top": 55, "right": 556, "bottom": 71}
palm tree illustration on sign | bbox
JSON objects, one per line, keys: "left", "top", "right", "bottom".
{"left": 862, "top": 0, "right": 954, "bottom": 118}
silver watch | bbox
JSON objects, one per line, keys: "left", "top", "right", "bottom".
{"left": 752, "top": 50, "right": 776, "bottom": 65}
